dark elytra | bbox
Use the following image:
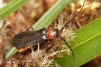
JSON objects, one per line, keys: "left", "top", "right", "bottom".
{"left": 13, "top": 28, "right": 47, "bottom": 48}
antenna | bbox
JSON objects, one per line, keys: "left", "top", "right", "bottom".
{"left": 59, "top": 0, "right": 86, "bottom": 67}
{"left": 59, "top": 35, "right": 76, "bottom": 67}
{"left": 60, "top": 0, "right": 86, "bottom": 32}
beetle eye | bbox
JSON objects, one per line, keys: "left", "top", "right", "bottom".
{"left": 55, "top": 29, "right": 59, "bottom": 38}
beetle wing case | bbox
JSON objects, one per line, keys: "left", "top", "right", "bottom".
{"left": 13, "top": 28, "right": 48, "bottom": 49}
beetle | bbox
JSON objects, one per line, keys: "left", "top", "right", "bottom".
{"left": 13, "top": 27, "right": 59, "bottom": 50}
{"left": 13, "top": 0, "right": 86, "bottom": 67}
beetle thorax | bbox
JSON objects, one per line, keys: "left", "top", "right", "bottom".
{"left": 46, "top": 27, "right": 58, "bottom": 39}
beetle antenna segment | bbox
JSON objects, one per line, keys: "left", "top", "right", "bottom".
{"left": 60, "top": 0, "right": 86, "bottom": 32}
{"left": 59, "top": 35, "right": 76, "bottom": 67}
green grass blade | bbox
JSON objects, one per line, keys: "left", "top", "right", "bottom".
{"left": 6, "top": 0, "right": 72, "bottom": 59}
{"left": 55, "top": 17, "right": 101, "bottom": 67}
{"left": 33, "top": 0, "right": 72, "bottom": 30}
{"left": 6, "top": 47, "right": 17, "bottom": 59}
{"left": 0, "top": 0, "right": 29, "bottom": 20}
